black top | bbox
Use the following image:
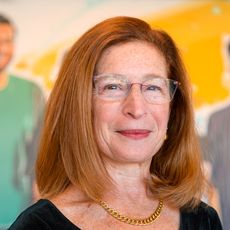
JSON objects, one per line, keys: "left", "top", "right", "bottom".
{"left": 8, "top": 199, "right": 222, "bottom": 230}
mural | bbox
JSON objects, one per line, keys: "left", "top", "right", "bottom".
{"left": 1, "top": 0, "right": 230, "bottom": 229}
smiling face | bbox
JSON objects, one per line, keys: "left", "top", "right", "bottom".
{"left": 0, "top": 23, "right": 14, "bottom": 72}
{"left": 93, "top": 41, "right": 170, "bottom": 165}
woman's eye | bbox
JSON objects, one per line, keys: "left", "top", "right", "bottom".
{"left": 104, "top": 84, "right": 121, "bottom": 90}
{"left": 147, "top": 85, "right": 161, "bottom": 91}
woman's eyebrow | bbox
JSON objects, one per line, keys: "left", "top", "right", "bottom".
{"left": 142, "top": 74, "right": 166, "bottom": 81}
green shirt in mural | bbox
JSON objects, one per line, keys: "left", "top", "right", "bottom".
{"left": 0, "top": 75, "right": 45, "bottom": 229}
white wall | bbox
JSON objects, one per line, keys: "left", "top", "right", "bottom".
{"left": 0, "top": 0, "right": 192, "bottom": 64}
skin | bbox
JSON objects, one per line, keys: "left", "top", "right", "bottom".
{"left": 52, "top": 41, "right": 179, "bottom": 229}
{"left": 0, "top": 23, "right": 14, "bottom": 88}
{"left": 93, "top": 41, "right": 170, "bottom": 176}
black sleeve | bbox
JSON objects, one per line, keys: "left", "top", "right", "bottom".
{"left": 180, "top": 202, "right": 223, "bottom": 230}
{"left": 8, "top": 200, "right": 81, "bottom": 230}
{"left": 8, "top": 213, "right": 52, "bottom": 230}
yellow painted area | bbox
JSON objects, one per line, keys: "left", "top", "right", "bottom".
{"left": 144, "top": 1, "right": 230, "bottom": 108}
{"left": 31, "top": 50, "right": 57, "bottom": 89}
{"left": 16, "top": 41, "right": 72, "bottom": 90}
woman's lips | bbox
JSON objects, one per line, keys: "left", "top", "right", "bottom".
{"left": 117, "top": 129, "right": 151, "bottom": 139}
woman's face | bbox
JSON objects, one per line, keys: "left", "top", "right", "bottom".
{"left": 93, "top": 41, "right": 170, "bottom": 165}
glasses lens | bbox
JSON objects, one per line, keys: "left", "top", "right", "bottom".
{"left": 94, "top": 75, "right": 179, "bottom": 104}
{"left": 142, "top": 78, "right": 179, "bottom": 104}
{"left": 94, "top": 75, "right": 128, "bottom": 100}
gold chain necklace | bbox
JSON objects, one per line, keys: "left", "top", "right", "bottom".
{"left": 98, "top": 199, "right": 163, "bottom": 226}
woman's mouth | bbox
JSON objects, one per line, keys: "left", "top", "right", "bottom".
{"left": 117, "top": 129, "right": 151, "bottom": 140}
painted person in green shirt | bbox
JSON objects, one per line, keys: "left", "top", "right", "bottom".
{"left": 0, "top": 13, "right": 45, "bottom": 229}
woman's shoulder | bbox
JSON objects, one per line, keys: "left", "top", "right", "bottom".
{"left": 8, "top": 199, "right": 81, "bottom": 230}
{"left": 180, "top": 201, "right": 223, "bottom": 230}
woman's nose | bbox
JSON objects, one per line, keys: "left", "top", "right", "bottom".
{"left": 122, "top": 84, "right": 147, "bottom": 119}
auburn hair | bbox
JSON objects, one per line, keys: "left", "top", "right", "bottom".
{"left": 36, "top": 16, "right": 205, "bottom": 209}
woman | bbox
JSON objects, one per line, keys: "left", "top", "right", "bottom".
{"left": 9, "top": 16, "right": 222, "bottom": 229}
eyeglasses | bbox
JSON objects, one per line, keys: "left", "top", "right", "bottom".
{"left": 93, "top": 74, "right": 180, "bottom": 104}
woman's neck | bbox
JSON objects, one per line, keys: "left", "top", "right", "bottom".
{"left": 103, "top": 160, "right": 152, "bottom": 203}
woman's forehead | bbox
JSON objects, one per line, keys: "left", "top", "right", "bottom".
{"left": 96, "top": 41, "right": 167, "bottom": 78}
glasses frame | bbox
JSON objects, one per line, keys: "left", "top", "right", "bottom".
{"left": 93, "top": 74, "right": 180, "bottom": 104}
